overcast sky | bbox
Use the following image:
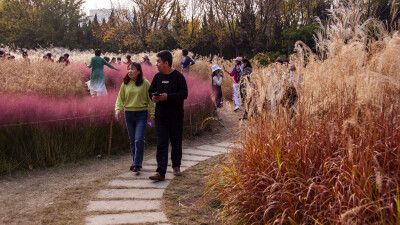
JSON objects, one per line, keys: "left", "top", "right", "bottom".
{"left": 81, "top": 0, "right": 132, "bottom": 14}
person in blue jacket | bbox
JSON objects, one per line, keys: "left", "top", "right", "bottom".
{"left": 180, "top": 49, "right": 195, "bottom": 74}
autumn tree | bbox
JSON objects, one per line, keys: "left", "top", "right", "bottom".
{"left": 116, "top": 0, "right": 177, "bottom": 52}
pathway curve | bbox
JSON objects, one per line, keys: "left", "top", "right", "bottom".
{"left": 85, "top": 141, "right": 232, "bottom": 225}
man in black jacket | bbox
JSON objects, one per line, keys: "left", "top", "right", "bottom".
{"left": 148, "top": 50, "right": 188, "bottom": 181}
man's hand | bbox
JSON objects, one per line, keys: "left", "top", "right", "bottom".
{"left": 152, "top": 95, "right": 160, "bottom": 103}
{"left": 159, "top": 93, "right": 168, "bottom": 101}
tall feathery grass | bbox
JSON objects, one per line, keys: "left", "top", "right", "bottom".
{"left": 207, "top": 1, "right": 400, "bottom": 224}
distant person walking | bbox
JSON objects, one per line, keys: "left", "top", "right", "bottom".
{"left": 239, "top": 58, "right": 253, "bottom": 120}
{"left": 64, "top": 53, "right": 70, "bottom": 66}
{"left": 148, "top": 50, "right": 188, "bottom": 181}
{"left": 115, "top": 62, "right": 155, "bottom": 175}
{"left": 87, "top": 49, "right": 119, "bottom": 97}
{"left": 180, "top": 49, "right": 195, "bottom": 74}
{"left": 211, "top": 64, "right": 223, "bottom": 109}
{"left": 125, "top": 55, "right": 132, "bottom": 65}
{"left": 47, "top": 53, "right": 54, "bottom": 62}
{"left": 140, "top": 55, "right": 152, "bottom": 67}
{"left": 224, "top": 57, "right": 242, "bottom": 111}
{"left": 58, "top": 56, "right": 65, "bottom": 63}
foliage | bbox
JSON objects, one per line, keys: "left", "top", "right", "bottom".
{"left": 0, "top": 0, "right": 84, "bottom": 49}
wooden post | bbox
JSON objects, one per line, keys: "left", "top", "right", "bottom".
{"left": 108, "top": 110, "right": 114, "bottom": 155}
{"left": 189, "top": 102, "right": 192, "bottom": 139}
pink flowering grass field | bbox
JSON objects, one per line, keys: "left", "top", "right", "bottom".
{"left": 0, "top": 63, "right": 214, "bottom": 175}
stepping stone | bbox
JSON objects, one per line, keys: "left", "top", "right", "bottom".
{"left": 183, "top": 149, "right": 221, "bottom": 156}
{"left": 139, "top": 165, "right": 158, "bottom": 172}
{"left": 87, "top": 200, "right": 161, "bottom": 212}
{"left": 213, "top": 142, "right": 232, "bottom": 148}
{"left": 182, "top": 154, "right": 210, "bottom": 161}
{"left": 118, "top": 172, "right": 174, "bottom": 180}
{"left": 86, "top": 212, "right": 168, "bottom": 225}
{"left": 109, "top": 180, "right": 170, "bottom": 189}
{"left": 96, "top": 189, "right": 165, "bottom": 199}
{"left": 145, "top": 159, "right": 198, "bottom": 167}
{"left": 196, "top": 145, "right": 227, "bottom": 153}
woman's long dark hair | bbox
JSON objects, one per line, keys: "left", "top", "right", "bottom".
{"left": 242, "top": 58, "right": 252, "bottom": 68}
{"left": 123, "top": 62, "right": 144, "bottom": 86}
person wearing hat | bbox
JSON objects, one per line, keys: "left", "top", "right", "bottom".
{"left": 211, "top": 64, "right": 224, "bottom": 109}
{"left": 223, "top": 56, "right": 243, "bottom": 111}
{"left": 140, "top": 55, "right": 152, "bottom": 66}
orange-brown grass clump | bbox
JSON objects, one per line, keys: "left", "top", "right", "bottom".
{"left": 207, "top": 1, "right": 400, "bottom": 224}
{"left": 0, "top": 59, "right": 87, "bottom": 97}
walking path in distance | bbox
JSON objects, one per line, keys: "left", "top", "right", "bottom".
{"left": 85, "top": 141, "right": 232, "bottom": 225}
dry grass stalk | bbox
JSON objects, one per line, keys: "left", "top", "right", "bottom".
{"left": 208, "top": 1, "right": 400, "bottom": 224}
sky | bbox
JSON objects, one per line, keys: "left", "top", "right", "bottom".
{"left": 81, "top": 0, "right": 131, "bottom": 15}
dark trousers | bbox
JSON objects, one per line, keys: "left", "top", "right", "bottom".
{"left": 212, "top": 85, "right": 223, "bottom": 108}
{"left": 155, "top": 116, "right": 183, "bottom": 176}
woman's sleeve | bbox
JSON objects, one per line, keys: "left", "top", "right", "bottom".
{"left": 115, "top": 83, "right": 125, "bottom": 113}
{"left": 87, "top": 57, "right": 94, "bottom": 68}
{"left": 189, "top": 57, "right": 195, "bottom": 65}
{"left": 215, "top": 76, "right": 223, "bottom": 86}
{"left": 146, "top": 81, "right": 155, "bottom": 117}
{"left": 104, "top": 59, "right": 115, "bottom": 69}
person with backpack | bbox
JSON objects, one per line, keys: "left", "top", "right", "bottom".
{"left": 224, "top": 57, "right": 242, "bottom": 111}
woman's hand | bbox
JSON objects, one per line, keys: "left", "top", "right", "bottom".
{"left": 149, "top": 117, "right": 155, "bottom": 127}
{"left": 115, "top": 111, "right": 121, "bottom": 120}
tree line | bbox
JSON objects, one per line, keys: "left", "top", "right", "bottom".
{"left": 0, "top": 0, "right": 398, "bottom": 60}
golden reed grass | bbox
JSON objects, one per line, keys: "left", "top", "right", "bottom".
{"left": 207, "top": 0, "right": 400, "bottom": 224}
{"left": 0, "top": 60, "right": 87, "bottom": 97}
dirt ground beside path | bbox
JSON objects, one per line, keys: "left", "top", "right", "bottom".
{"left": 0, "top": 101, "right": 243, "bottom": 224}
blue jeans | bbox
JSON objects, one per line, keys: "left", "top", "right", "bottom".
{"left": 125, "top": 110, "right": 148, "bottom": 168}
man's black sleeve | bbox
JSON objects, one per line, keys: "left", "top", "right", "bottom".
{"left": 168, "top": 73, "right": 188, "bottom": 101}
{"left": 149, "top": 74, "right": 158, "bottom": 99}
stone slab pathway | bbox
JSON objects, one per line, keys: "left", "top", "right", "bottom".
{"left": 85, "top": 141, "right": 232, "bottom": 225}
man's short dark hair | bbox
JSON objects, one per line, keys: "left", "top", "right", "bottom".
{"left": 95, "top": 49, "right": 101, "bottom": 56}
{"left": 157, "top": 50, "right": 173, "bottom": 67}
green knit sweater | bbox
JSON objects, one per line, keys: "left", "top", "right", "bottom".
{"left": 115, "top": 78, "right": 155, "bottom": 117}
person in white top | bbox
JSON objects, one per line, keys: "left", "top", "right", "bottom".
{"left": 211, "top": 64, "right": 224, "bottom": 109}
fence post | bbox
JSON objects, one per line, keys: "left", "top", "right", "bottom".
{"left": 189, "top": 102, "right": 192, "bottom": 139}
{"left": 108, "top": 110, "right": 114, "bottom": 155}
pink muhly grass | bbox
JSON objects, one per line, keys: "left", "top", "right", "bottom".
{"left": 0, "top": 91, "right": 119, "bottom": 127}
{"left": 1, "top": 65, "right": 213, "bottom": 127}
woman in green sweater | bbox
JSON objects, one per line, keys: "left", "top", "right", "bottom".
{"left": 115, "top": 62, "right": 155, "bottom": 174}
{"left": 87, "top": 49, "right": 119, "bottom": 97}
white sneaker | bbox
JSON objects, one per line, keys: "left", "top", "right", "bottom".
{"left": 233, "top": 106, "right": 240, "bottom": 111}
